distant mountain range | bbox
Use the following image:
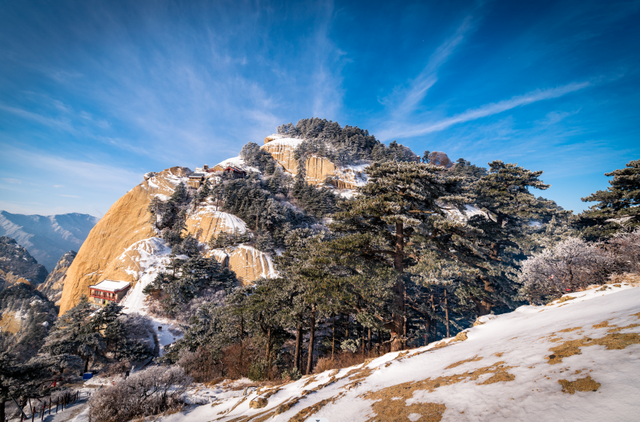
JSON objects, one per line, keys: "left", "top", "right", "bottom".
{"left": 0, "top": 211, "right": 99, "bottom": 271}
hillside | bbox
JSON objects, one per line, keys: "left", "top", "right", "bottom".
{"left": 0, "top": 211, "right": 98, "bottom": 271}
{"left": 0, "top": 236, "right": 48, "bottom": 290}
{"left": 37, "top": 250, "right": 76, "bottom": 305}
{"left": 58, "top": 167, "right": 276, "bottom": 315}
{"left": 160, "top": 283, "right": 640, "bottom": 422}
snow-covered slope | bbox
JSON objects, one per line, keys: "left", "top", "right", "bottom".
{"left": 0, "top": 211, "right": 98, "bottom": 271}
{"left": 161, "top": 283, "right": 640, "bottom": 422}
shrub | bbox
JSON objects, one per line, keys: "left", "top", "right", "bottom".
{"left": 177, "top": 347, "right": 223, "bottom": 383}
{"left": 313, "top": 351, "right": 381, "bottom": 374}
{"left": 519, "top": 237, "right": 614, "bottom": 304}
{"left": 89, "top": 366, "right": 192, "bottom": 422}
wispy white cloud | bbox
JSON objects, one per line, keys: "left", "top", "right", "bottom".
{"left": 381, "top": 15, "right": 477, "bottom": 119}
{"left": 378, "top": 81, "right": 591, "bottom": 140}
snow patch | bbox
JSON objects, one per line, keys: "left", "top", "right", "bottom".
{"left": 160, "top": 283, "right": 640, "bottom": 422}
{"left": 261, "top": 137, "right": 305, "bottom": 148}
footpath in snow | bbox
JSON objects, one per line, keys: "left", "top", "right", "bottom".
{"left": 160, "top": 283, "right": 640, "bottom": 422}
{"left": 118, "top": 237, "right": 183, "bottom": 353}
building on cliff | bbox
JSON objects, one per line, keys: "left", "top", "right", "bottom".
{"left": 89, "top": 280, "right": 131, "bottom": 305}
{"left": 187, "top": 173, "right": 206, "bottom": 189}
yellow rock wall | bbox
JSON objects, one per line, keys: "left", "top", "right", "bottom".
{"left": 261, "top": 138, "right": 365, "bottom": 189}
{"left": 206, "top": 246, "right": 276, "bottom": 286}
{"left": 261, "top": 142, "right": 299, "bottom": 174}
{"left": 228, "top": 245, "right": 276, "bottom": 286}
{"left": 58, "top": 167, "right": 189, "bottom": 315}
{"left": 185, "top": 207, "right": 247, "bottom": 243}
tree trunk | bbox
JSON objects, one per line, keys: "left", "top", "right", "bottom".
{"left": 0, "top": 398, "right": 5, "bottom": 422}
{"left": 367, "top": 327, "right": 372, "bottom": 356}
{"left": 294, "top": 320, "right": 302, "bottom": 371}
{"left": 306, "top": 306, "right": 316, "bottom": 375}
{"left": 331, "top": 315, "right": 336, "bottom": 360}
{"left": 444, "top": 289, "right": 450, "bottom": 338}
{"left": 265, "top": 326, "right": 272, "bottom": 379}
{"left": 391, "top": 221, "right": 406, "bottom": 351}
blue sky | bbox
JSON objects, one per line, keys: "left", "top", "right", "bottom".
{"left": 1, "top": 0, "right": 638, "bottom": 217}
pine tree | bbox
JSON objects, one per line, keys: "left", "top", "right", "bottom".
{"left": 0, "top": 352, "right": 82, "bottom": 421}
{"left": 457, "top": 160, "right": 566, "bottom": 314}
{"left": 41, "top": 296, "right": 104, "bottom": 372}
{"left": 330, "top": 161, "right": 465, "bottom": 350}
{"left": 576, "top": 159, "right": 640, "bottom": 240}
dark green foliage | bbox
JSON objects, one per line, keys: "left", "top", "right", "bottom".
{"left": 209, "top": 173, "right": 313, "bottom": 249}
{"left": 576, "top": 159, "right": 640, "bottom": 240}
{"left": 172, "top": 235, "right": 200, "bottom": 257}
{"left": 0, "top": 236, "right": 48, "bottom": 287}
{"left": 280, "top": 117, "right": 417, "bottom": 166}
{"left": 0, "top": 351, "right": 82, "bottom": 421}
{"left": 148, "top": 182, "right": 191, "bottom": 246}
{"left": 291, "top": 176, "right": 338, "bottom": 218}
{"left": 427, "top": 161, "right": 571, "bottom": 318}
{"left": 451, "top": 158, "right": 487, "bottom": 186}
{"left": 41, "top": 298, "right": 154, "bottom": 371}
{"left": 240, "top": 142, "right": 279, "bottom": 175}
{"left": 144, "top": 256, "right": 237, "bottom": 317}
{"left": 330, "top": 161, "right": 467, "bottom": 349}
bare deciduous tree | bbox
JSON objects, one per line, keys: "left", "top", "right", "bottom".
{"left": 89, "top": 366, "right": 192, "bottom": 422}
{"left": 520, "top": 237, "right": 614, "bottom": 304}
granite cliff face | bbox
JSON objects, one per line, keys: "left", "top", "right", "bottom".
{"left": 37, "top": 250, "right": 76, "bottom": 305}
{"left": 261, "top": 135, "right": 368, "bottom": 189}
{"left": 58, "top": 167, "right": 276, "bottom": 315}
{"left": 58, "top": 167, "right": 188, "bottom": 314}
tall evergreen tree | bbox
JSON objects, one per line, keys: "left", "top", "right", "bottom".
{"left": 330, "top": 161, "right": 465, "bottom": 350}
{"left": 576, "top": 159, "right": 640, "bottom": 240}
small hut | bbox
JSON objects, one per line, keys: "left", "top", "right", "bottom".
{"left": 89, "top": 280, "right": 131, "bottom": 305}
{"left": 187, "top": 173, "right": 206, "bottom": 189}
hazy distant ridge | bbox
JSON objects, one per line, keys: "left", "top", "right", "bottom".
{"left": 0, "top": 211, "right": 99, "bottom": 271}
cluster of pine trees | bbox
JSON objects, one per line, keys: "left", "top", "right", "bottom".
{"left": 156, "top": 154, "right": 582, "bottom": 381}
{"left": 279, "top": 117, "right": 418, "bottom": 166}
{"left": 142, "top": 120, "right": 639, "bottom": 384}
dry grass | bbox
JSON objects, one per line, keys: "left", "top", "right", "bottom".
{"left": 547, "top": 322, "right": 640, "bottom": 365}
{"left": 559, "top": 326, "right": 582, "bottom": 333}
{"left": 454, "top": 331, "right": 469, "bottom": 341}
{"left": 289, "top": 395, "right": 344, "bottom": 422}
{"left": 558, "top": 376, "right": 601, "bottom": 394}
{"left": 609, "top": 273, "right": 640, "bottom": 286}
{"left": 314, "top": 351, "right": 383, "bottom": 374}
{"left": 445, "top": 355, "right": 483, "bottom": 370}
{"left": 360, "top": 361, "right": 515, "bottom": 422}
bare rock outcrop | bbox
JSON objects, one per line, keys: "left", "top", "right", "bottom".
{"left": 185, "top": 206, "right": 247, "bottom": 243}
{"left": 206, "top": 245, "right": 276, "bottom": 286}
{"left": 261, "top": 136, "right": 368, "bottom": 189}
{"left": 58, "top": 167, "right": 189, "bottom": 315}
{"left": 261, "top": 136, "right": 304, "bottom": 174}
{"left": 0, "top": 236, "right": 47, "bottom": 290}
{"left": 37, "top": 250, "right": 76, "bottom": 305}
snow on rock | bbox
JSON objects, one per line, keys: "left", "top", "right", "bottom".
{"left": 161, "top": 283, "right": 640, "bottom": 421}
{"left": 185, "top": 205, "right": 248, "bottom": 243}
{"left": 214, "top": 156, "right": 260, "bottom": 174}
{"left": 262, "top": 137, "right": 305, "bottom": 148}
{"left": 333, "top": 162, "right": 369, "bottom": 188}
{"left": 58, "top": 167, "right": 190, "bottom": 315}
{"left": 202, "top": 245, "right": 279, "bottom": 286}
{"left": 117, "top": 237, "right": 182, "bottom": 352}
